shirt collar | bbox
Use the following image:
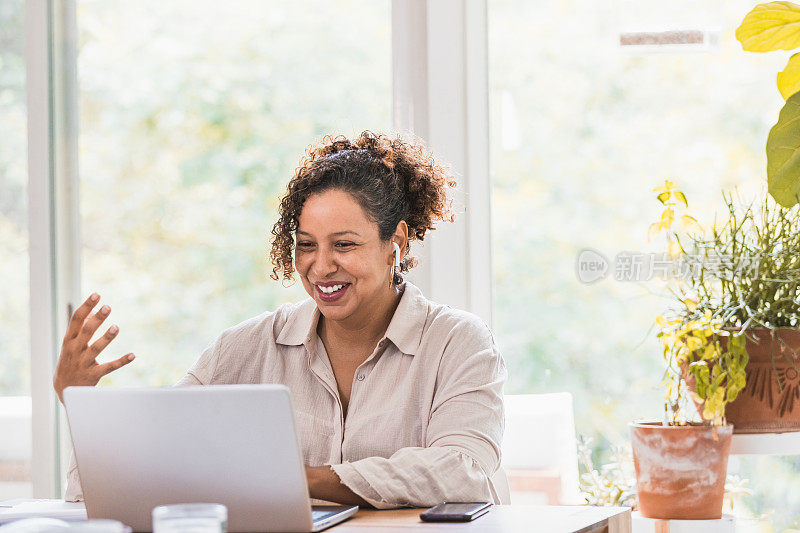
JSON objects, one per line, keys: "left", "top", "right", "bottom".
{"left": 275, "top": 281, "right": 428, "bottom": 356}
{"left": 275, "top": 297, "right": 318, "bottom": 347}
{"left": 383, "top": 281, "right": 427, "bottom": 356}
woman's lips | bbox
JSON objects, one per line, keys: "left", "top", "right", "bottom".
{"left": 315, "top": 283, "right": 351, "bottom": 302}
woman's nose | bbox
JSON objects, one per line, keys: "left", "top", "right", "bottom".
{"left": 310, "top": 248, "right": 337, "bottom": 277}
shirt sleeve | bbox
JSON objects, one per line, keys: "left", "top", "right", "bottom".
{"left": 331, "top": 319, "right": 507, "bottom": 509}
{"left": 64, "top": 450, "right": 83, "bottom": 502}
{"left": 178, "top": 336, "right": 221, "bottom": 386}
{"left": 63, "top": 338, "right": 219, "bottom": 500}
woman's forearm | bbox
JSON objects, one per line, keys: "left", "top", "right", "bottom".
{"left": 305, "top": 465, "right": 370, "bottom": 507}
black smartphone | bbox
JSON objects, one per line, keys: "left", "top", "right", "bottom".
{"left": 419, "top": 502, "right": 492, "bottom": 522}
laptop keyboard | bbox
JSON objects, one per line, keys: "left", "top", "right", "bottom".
{"left": 311, "top": 509, "right": 339, "bottom": 522}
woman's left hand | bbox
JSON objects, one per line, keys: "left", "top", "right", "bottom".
{"left": 305, "top": 465, "right": 369, "bottom": 507}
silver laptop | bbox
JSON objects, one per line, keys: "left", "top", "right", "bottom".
{"left": 63, "top": 384, "right": 358, "bottom": 532}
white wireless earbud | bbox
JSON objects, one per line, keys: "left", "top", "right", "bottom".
{"left": 393, "top": 241, "right": 401, "bottom": 269}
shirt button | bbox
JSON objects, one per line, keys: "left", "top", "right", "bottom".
{"left": 357, "top": 374, "right": 365, "bottom": 381}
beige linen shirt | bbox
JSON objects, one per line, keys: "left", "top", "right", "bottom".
{"left": 65, "top": 281, "right": 506, "bottom": 508}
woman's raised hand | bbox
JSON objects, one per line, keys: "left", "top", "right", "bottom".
{"left": 53, "top": 292, "right": 135, "bottom": 403}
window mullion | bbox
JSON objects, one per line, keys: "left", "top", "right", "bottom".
{"left": 25, "top": 0, "right": 81, "bottom": 498}
{"left": 391, "top": 0, "right": 492, "bottom": 326}
{"left": 52, "top": 0, "right": 81, "bottom": 498}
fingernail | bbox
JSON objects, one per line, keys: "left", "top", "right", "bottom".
{"left": 128, "top": 354, "right": 135, "bottom": 361}
{"left": 100, "top": 305, "right": 110, "bottom": 314}
{"left": 90, "top": 293, "right": 99, "bottom": 302}
{"left": 109, "top": 325, "right": 118, "bottom": 334}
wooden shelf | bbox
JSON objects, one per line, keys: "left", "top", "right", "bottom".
{"left": 730, "top": 431, "right": 800, "bottom": 455}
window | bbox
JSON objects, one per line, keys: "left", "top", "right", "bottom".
{"left": 489, "top": 0, "right": 798, "bottom": 525}
{"left": 76, "top": 0, "right": 391, "bottom": 387}
{"left": 0, "top": 0, "right": 32, "bottom": 499}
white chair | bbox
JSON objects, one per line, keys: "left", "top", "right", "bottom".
{"left": 501, "top": 393, "right": 581, "bottom": 505}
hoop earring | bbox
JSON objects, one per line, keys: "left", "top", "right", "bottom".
{"left": 391, "top": 241, "right": 401, "bottom": 286}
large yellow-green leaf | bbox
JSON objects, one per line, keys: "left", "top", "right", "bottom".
{"left": 778, "top": 52, "right": 800, "bottom": 98}
{"left": 766, "top": 91, "right": 800, "bottom": 206}
{"left": 736, "top": 1, "right": 800, "bottom": 52}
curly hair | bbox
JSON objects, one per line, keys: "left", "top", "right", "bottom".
{"left": 269, "top": 131, "right": 457, "bottom": 284}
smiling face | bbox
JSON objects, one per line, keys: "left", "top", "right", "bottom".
{"left": 294, "top": 189, "right": 397, "bottom": 324}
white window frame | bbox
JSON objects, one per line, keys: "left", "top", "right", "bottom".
{"left": 26, "top": 0, "right": 58, "bottom": 498}
{"left": 24, "top": 0, "right": 494, "bottom": 497}
{"left": 26, "top": 0, "right": 80, "bottom": 497}
{"left": 392, "top": 0, "right": 493, "bottom": 327}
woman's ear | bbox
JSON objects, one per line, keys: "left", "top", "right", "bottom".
{"left": 392, "top": 220, "right": 409, "bottom": 256}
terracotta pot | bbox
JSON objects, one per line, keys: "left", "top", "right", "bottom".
{"left": 629, "top": 420, "right": 732, "bottom": 520}
{"left": 722, "top": 328, "right": 800, "bottom": 433}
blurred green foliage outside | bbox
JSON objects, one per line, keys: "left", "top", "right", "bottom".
{"left": 0, "top": 1, "right": 28, "bottom": 397}
{"left": 77, "top": 0, "right": 391, "bottom": 386}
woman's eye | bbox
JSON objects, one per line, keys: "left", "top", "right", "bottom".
{"left": 335, "top": 242, "right": 355, "bottom": 248}
{"left": 296, "top": 242, "right": 314, "bottom": 248}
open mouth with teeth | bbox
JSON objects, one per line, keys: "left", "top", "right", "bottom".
{"left": 318, "top": 283, "right": 347, "bottom": 294}
{"left": 315, "top": 282, "right": 351, "bottom": 301}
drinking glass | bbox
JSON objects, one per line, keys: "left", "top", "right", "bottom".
{"left": 151, "top": 504, "right": 227, "bottom": 533}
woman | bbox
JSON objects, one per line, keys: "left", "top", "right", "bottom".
{"left": 54, "top": 131, "right": 507, "bottom": 508}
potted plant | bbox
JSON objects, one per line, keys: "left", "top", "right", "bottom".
{"left": 632, "top": 178, "right": 800, "bottom": 518}
{"left": 654, "top": 183, "right": 800, "bottom": 432}
{"left": 628, "top": 5, "right": 800, "bottom": 517}
{"left": 686, "top": 194, "right": 800, "bottom": 431}
{"left": 720, "top": 1, "right": 800, "bottom": 433}
{"left": 629, "top": 182, "right": 745, "bottom": 520}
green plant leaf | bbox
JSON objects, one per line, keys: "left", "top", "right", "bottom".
{"left": 778, "top": 52, "right": 800, "bottom": 99}
{"left": 736, "top": 1, "right": 800, "bottom": 52}
{"left": 766, "top": 90, "right": 800, "bottom": 207}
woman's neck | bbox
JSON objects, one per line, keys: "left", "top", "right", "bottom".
{"left": 319, "top": 285, "right": 403, "bottom": 354}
